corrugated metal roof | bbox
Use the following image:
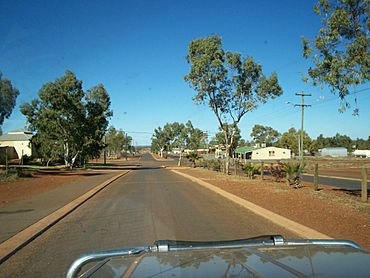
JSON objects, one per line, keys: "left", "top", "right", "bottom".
{"left": 8, "top": 128, "right": 32, "bottom": 134}
{"left": 234, "top": 146, "right": 258, "bottom": 153}
{"left": 0, "top": 132, "right": 32, "bottom": 142}
{"left": 321, "top": 147, "right": 347, "bottom": 151}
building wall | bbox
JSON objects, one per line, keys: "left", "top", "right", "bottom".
{"left": 353, "top": 150, "right": 370, "bottom": 158}
{"left": 0, "top": 140, "right": 32, "bottom": 158}
{"left": 251, "top": 147, "right": 291, "bottom": 160}
{"left": 320, "top": 148, "right": 347, "bottom": 157}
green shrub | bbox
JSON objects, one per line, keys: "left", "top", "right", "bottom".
{"left": 186, "top": 152, "right": 201, "bottom": 168}
{"left": 242, "top": 163, "right": 260, "bottom": 179}
{"left": 282, "top": 160, "right": 306, "bottom": 188}
{"left": 21, "top": 155, "right": 33, "bottom": 164}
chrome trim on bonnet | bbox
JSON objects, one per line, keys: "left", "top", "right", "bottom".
{"left": 283, "top": 239, "right": 362, "bottom": 249}
{"left": 66, "top": 236, "right": 363, "bottom": 278}
{"left": 66, "top": 247, "right": 148, "bottom": 278}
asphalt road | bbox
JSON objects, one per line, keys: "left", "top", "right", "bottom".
{"left": 0, "top": 153, "right": 296, "bottom": 277}
{"left": 302, "top": 174, "right": 368, "bottom": 191}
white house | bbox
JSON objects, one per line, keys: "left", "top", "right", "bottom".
{"left": 251, "top": 146, "right": 291, "bottom": 160}
{"left": 353, "top": 149, "right": 370, "bottom": 158}
{"left": 235, "top": 146, "right": 291, "bottom": 160}
{"left": 0, "top": 129, "right": 34, "bottom": 158}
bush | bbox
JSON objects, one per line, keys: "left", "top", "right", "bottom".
{"left": 199, "top": 159, "right": 223, "bottom": 172}
{"left": 21, "top": 155, "right": 33, "bottom": 164}
{"left": 242, "top": 163, "right": 260, "bottom": 179}
{"left": 0, "top": 167, "right": 32, "bottom": 181}
{"left": 269, "top": 163, "right": 286, "bottom": 182}
{"left": 282, "top": 160, "right": 306, "bottom": 188}
{"left": 186, "top": 152, "right": 201, "bottom": 168}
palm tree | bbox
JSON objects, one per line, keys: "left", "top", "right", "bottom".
{"left": 283, "top": 161, "right": 306, "bottom": 188}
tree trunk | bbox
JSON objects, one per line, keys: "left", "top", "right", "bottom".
{"left": 225, "top": 145, "right": 230, "bottom": 174}
{"left": 70, "top": 151, "right": 80, "bottom": 169}
{"left": 64, "top": 141, "right": 69, "bottom": 167}
{"left": 224, "top": 130, "right": 230, "bottom": 174}
{"left": 178, "top": 149, "right": 183, "bottom": 167}
{"left": 160, "top": 148, "right": 164, "bottom": 158}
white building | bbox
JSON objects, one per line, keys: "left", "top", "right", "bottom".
{"left": 235, "top": 146, "right": 291, "bottom": 160}
{"left": 251, "top": 146, "right": 291, "bottom": 160}
{"left": 319, "top": 147, "right": 347, "bottom": 157}
{"left": 0, "top": 129, "right": 33, "bottom": 158}
{"left": 353, "top": 150, "right": 370, "bottom": 158}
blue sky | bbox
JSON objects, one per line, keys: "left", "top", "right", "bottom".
{"left": 1, "top": 0, "right": 369, "bottom": 145}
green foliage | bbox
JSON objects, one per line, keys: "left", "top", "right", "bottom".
{"left": 186, "top": 121, "right": 207, "bottom": 150}
{"left": 276, "top": 128, "right": 314, "bottom": 155}
{"left": 21, "top": 155, "right": 32, "bottom": 164}
{"left": 209, "top": 124, "right": 243, "bottom": 154}
{"left": 0, "top": 167, "right": 32, "bottom": 182}
{"left": 105, "top": 126, "right": 125, "bottom": 158}
{"left": 302, "top": 0, "right": 369, "bottom": 111}
{"left": 185, "top": 35, "right": 283, "bottom": 172}
{"left": 283, "top": 161, "right": 306, "bottom": 188}
{"left": 0, "top": 72, "right": 20, "bottom": 127}
{"left": 199, "top": 159, "right": 223, "bottom": 172}
{"left": 250, "top": 124, "right": 280, "bottom": 146}
{"left": 151, "top": 121, "right": 206, "bottom": 156}
{"left": 242, "top": 163, "right": 260, "bottom": 179}
{"left": 186, "top": 151, "right": 201, "bottom": 167}
{"left": 314, "top": 133, "right": 369, "bottom": 151}
{"left": 21, "top": 70, "right": 112, "bottom": 168}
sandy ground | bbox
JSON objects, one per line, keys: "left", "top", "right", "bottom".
{"left": 177, "top": 168, "right": 370, "bottom": 249}
{"left": 0, "top": 170, "right": 99, "bottom": 206}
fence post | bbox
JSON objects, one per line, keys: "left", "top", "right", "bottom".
{"left": 5, "top": 147, "right": 8, "bottom": 175}
{"left": 261, "top": 162, "right": 264, "bottom": 180}
{"left": 361, "top": 165, "right": 368, "bottom": 203}
{"left": 314, "top": 163, "right": 319, "bottom": 191}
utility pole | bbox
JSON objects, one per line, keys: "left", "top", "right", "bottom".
{"left": 125, "top": 131, "right": 128, "bottom": 161}
{"left": 103, "top": 135, "right": 107, "bottom": 165}
{"left": 295, "top": 92, "right": 311, "bottom": 160}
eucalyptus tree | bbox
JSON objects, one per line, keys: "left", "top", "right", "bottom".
{"left": 0, "top": 72, "right": 19, "bottom": 133}
{"left": 186, "top": 121, "right": 207, "bottom": 151}
{"left": 250, "top": 124, "right": 280, "bottom": 146}
{"left": 105, "top": 126, "right": 125, "bottom": 158}
{"left": 151, "top": 121, "right": 206, "bottom": 164}
{"left": 21, "top": 70, "right": 112, "bottom": 167}
{"left": 185, "top": 35, "right": 283, "bottom": 172}
{"left": 151, "top": 126, "right": 169, "bottom": 157}
{"left": 209, "top": 124, "right": 242, "bottom": 156}
{"left": 302, "top": 0, "right": 369, "bottom": 113}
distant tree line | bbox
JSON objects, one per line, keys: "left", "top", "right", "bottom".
{"left": 105, "top": 126, "right": 134, "bottom": 159}
{"left": 151, "top": 121, "right": 207, "bottom": 165}
{"left": 249, "top": 124, "right": 369, "bottom": 155}
{"left": 152, "top": 121, "right": 369, "bottom": 158}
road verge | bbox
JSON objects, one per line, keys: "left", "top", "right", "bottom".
{"left": 0, "top": 170, "right": 130, "bottom": 264}
{"left": 171, "top": 169, "right": 332, "bottom": 240}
